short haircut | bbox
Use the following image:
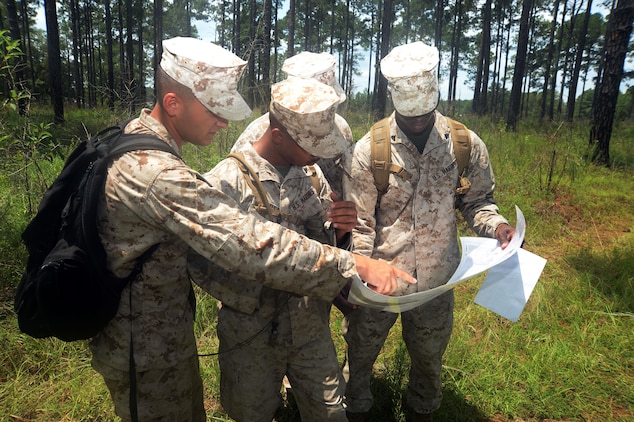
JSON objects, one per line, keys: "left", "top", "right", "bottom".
{"left": 155, "top": 67, "right": 194, "bottom": 109}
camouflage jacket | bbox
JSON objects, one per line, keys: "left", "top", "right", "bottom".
{"left": 344, "top": 112, "right": 508, "bottom": 296}
{"left": 190, "top": 143, "right": 341, "bottom": 347}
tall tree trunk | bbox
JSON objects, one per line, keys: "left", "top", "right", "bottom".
{"left": 329, "top": 0, "right": 335, "bottom": 53}
{"left": 304, "top": 0, "right": 311, "bottom": 50}
{"left": 558, "top": 0, "right": 581, "bottom": 117}
{"left": 185, "top": 0, "right": 192, "bottom": 37}
{"left": 233, "top": 0, "right": 241, "bottom": 56}
{"left": 106, "top": 0, "right": 115, "bottom": 110}
{"left": 262, "top": 0, "right": 272, "bottom": 106}
{"left": 86, "top": 2, "right": 97, "bottom": 107}
{"left": 366, "top": 6, "right": 376, "bottom": 100}
{"left": 497, "top": 2, "right": 511, "bottom": 116}
{"left": 566, "top": 0, "right": 593, "bottom": 121}
{"left": 19, "top": 0, "right": 36, "bottom": 90}
{"left": 491, "top": 1, "right": 503, "bottom": 114}
{"left": 373, "top": 0, "right": 392, "bottom": 121}
{"left": 346, "top": 12, "right": 355, "bottom": 101}
{"left": 125, "top": 0, "right": 135, "bottom": 111}
{"left": 287, "top": 0, "right": 295, "bottom": 56}
{"left": 520, "top": 2, "right": 536, "bottom": 118}
{"left": 448, "top": 0, "right": 463, "bottom": 113}
{"left": 153, "top": 0, "right": 163, "bottom": 98}
{"left": 118, "top": 0, "right": 125, "bottom": 93}
{"left": 434, "top": 0, "right": 443, "bottom": 60}
{"left": 589, "top": 0, "right": 633, "bottom": 165}
{"left": 342, "top": 0, "right": 350, "bottom": 92}
{"left": 69, "top": 0, "right": 83, "bottom": 108}
{"left": 549, "top": 0, "right": 568, "bottom": 119}
{"left": 473, "top": 0, "right": 491, "bottom": 115}
{"left": 372, "top": 2, "right": 382, "bottom": 99}
{"left": 273, "top": 0, "right": 279, "bottom": 81}
{"left": 247, "top": 0, "right": 256, "bottom": 105}
{"left": 5, "top": 0, "right": 28, "bottom": 114}
{"left": 136, "top": 0, "right": 144, "bottom": 107}
{"left": 506, "top": 0, "right": 533, "bottom": 131}
{"left": 540, "top": 0, "right": 560, "bottom": 120}
{"left": 44, "top": 0, "right": 64, "bottom": 123}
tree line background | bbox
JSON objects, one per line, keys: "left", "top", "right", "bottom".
{"left": 1, "top": 0, "right": 633, "bottom": 164}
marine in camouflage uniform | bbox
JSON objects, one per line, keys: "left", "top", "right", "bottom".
{"left": 189, "top": 78, "right": 353, "bottom": 422}
{"left": 231, "top": 51, "right": 354, "bottom": 198}
{"left": 89, "top": 37, "right": 413, "bottom": 422}
{"left": 342, "top": 42, "right": 516, "bottom": 421}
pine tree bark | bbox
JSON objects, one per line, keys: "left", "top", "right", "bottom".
{"left": 373, "top": 0, "right": 392, "bottom": 121}
{"left": 106, "top": 0, "right": 115, "bottom": 110}
{"left": 589, "top": 0, "right": 634, "bottom": 165}
{"left": 287, "top": 0, "right": 295, "bottom": 56}
{"left": 540, "top": 0, "right": 560, "bottom": 120}
{"left": 5, "top": 0, "right": 29, "bottom": 114}
{"left": 566, "top": 0, "right": 593, "bottom": 121}
{"left": 506, "top": 0, "right": 533, "bottom": 131}
{"left": 261, "top": 0, "right": 272, "bottom": 106}
{"left": 473, "top": 0, "right": 491, "bottom": 115}
{"left": 44, "top": 0, "right": 64, "bottom": 123}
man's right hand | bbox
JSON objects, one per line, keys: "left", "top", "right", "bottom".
{"left": 352, "top": 254, "right": 416, "bottom": 295}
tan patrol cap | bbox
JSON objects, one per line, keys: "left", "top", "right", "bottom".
{"left": 161, "top": 37, "right": 252, "bottom": 121}
{"left": 282, "top": 51, "right": 346, "bottom": 103}
{"left": 270, "top": 77, "right": 345, "bottom": 159}
{"left": 380, "top": 41, "right": 439, "bottom": 117}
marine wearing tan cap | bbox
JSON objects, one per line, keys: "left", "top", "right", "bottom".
{"left": 270, "top": 77, "right": 346, "bottom": 159}
{"left": 282, "top": 51, "right": 347, "bottom": 103}
{"left": 380, "top": 41, "right": 440, "bottom": 117}
{"left": 161, "top": 37, "right": 252, "bottom": 121}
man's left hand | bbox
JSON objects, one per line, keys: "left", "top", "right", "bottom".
{"left": 495, "top": 223, "right": 516, "bottom": 249}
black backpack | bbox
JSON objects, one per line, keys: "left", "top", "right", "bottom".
{"left": 14, "top": 121, "right": 178, "bottom": 342}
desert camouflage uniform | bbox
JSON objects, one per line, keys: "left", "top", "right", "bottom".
{"left": 231, "top": 113, "right": 353, "bottom": 197}
{"left": 90, "top": 110, "right": 356, "bottom": 421}
{"left": 342, "top": 112, "right": 509, "bottom": 414}
{"left": 189, "top": 142, "right": 348, "bottom": 422}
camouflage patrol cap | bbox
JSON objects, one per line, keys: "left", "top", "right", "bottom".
{"left": 282, "top": 52, "right": 346, "bottom": 103}
{"left": 380, "top": 41, "right": 439, "bottom": 117}
{"left": 161, "top": 37, "right": 252, "bottom": 121}
{"left": 270, "top": 77, "right": 345, "bottom": 159}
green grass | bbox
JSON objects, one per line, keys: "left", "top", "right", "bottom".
{"left": 1, "top": 107, "right": 633, "bottom": 421}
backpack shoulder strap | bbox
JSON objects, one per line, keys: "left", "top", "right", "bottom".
{"left": 109, "top": 133, "right": 179, "bottom": 158}
{"left": 305, "top": 165, "right": 322, "bottom": 195}
{"left": 226, "top": 152, "right": 280, "bottom": 221}
{"left": 446, "top": 117, "right": 472, "bottom": 195}
{"left": 370, "top": 118, "right": 392, "bottom": 196}
{"left": 446, "top": 117, "right": 471, "bottom": 176}
{"left": 370, "top": 118, "right": 410, "bottom": 203}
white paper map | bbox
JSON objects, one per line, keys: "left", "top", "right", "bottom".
{"left": 348, "top": 206, "right": 547, "bottom": 321}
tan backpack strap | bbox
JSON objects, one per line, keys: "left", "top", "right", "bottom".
{"left": 305, "top": 165, "right": 322, "bottom": 195}
{"left": 370, "top": 118, "right": 410, "bottom": 201}
{"left": 227, "top": 152, "right": 280, "bottom": 221}
{"left": 446, "top": 117, "right": 472, "bottom": 196}
{"left": 370, "top": 118, "right": 391, "bottom": 196}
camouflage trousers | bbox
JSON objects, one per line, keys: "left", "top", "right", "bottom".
{"left": 342, "top": 291, "right": 454, "bottom": 414}
{"left": 218, "top": 328, "right": 347, "bottom": 422}
{"left": 92, "top": 354, "right": 205, "bottom": 422}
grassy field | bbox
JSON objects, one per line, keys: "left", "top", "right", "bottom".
{"left": 0, "top": 108, "right": 633, "bottom": 421}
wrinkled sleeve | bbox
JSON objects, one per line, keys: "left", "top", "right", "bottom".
{"left": 456, "top": 131, "right": 509, "bottom": 238}
{"left": 343, "top": 133, "right": 378, "bottom": 258}
{"left": 142, "top": 163, "right": 354, "bottom": 300}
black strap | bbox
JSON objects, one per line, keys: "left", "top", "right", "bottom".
{"left": 128, "top": 243, "right": 160, "bottom": 422}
